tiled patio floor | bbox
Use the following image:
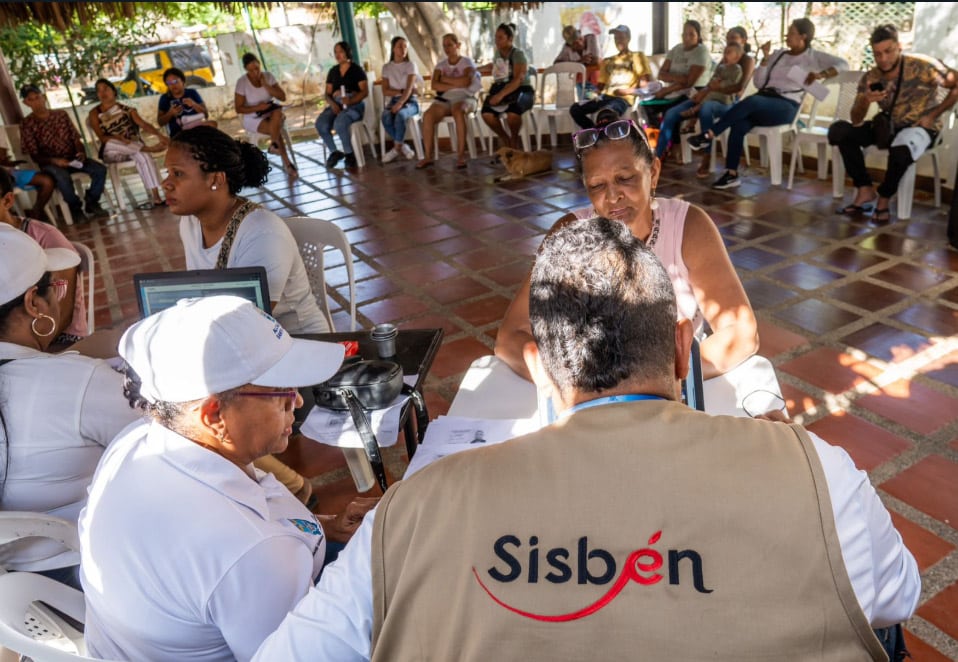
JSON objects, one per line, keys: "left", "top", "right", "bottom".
{"left": 57, "top": 137, "right": 958, "bottom": 658}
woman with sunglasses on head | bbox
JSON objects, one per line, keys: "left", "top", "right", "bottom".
{"left": 496, "top": 109, "right": 758, "bottom": 381}
{"left": 79, "top": 296, "right": 378, "bottom": 661}
{"left": 157, "top": 67, "right": 217, "bottom": 138}
{"left": 0, "top": 226, "right": 143, "bottom": 590}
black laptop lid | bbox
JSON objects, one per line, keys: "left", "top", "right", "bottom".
{"left": 133, "top": 267, "right": 272, "bottom": 318}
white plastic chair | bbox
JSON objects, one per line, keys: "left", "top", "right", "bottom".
{"left": 744, "top": 91, "right": 810, "bottom": 186}
{"left": 347, "top": 73, "right": 380, "bottom": 167}
{"left": 70, "top": 240, "right": 96, "bottom": 333}
{"left": 0, "top": 512, "right": 91, "bottom": 661}
{"left": 83, "top": 116, "right": 136, "bottom": 211}
{"left": 283, "top": 216, "right": 356, "bottom": 331}
{"left": 831, "top": 88, "right": 954, "bottom": 220}
{"left": 533, "top": 62, "right": 586, "bottom": 150}
{"left": 375, "top": 83, "right": 425, "bottom": 161}
{"left": 477, "top": 75, "right": 539, "bottom": 153}
{"left": 1, "top": 125, "right": 76, "bottom": 226}
{"left": 246, "top": 120, "right": 298, "bottom": 170}
{"left": 787, "top": 71, "right": 863, "bottom": 189}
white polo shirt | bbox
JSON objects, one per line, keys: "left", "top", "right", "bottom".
{"left": 0, "top": 343, "right": 141, "bottom": 571}
{"left": 80, "top": 421, "right": 326, "bottom": 662}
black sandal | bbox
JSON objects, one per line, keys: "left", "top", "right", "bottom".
{"left": 871, "top": 207, "right": 892, "bottom": 222}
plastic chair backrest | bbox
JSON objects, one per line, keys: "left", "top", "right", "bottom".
{"left": 0, "top": 572, "right": 102, "bottom": 661}
{"left": 70, "top": 240, "right": 96, "bottom": 333}
{"left": 2, "top": 125, "right": 34, "bottom": 169}
{"left": 538, "top": 62, "right": 586, "bottom": 108}
{"left": 283, "top": 216, "right": 357, "bottom": 331}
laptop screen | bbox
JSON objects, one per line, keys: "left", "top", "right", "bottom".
{"left": 133, "top": 267, "right": 272, "bottom": 318}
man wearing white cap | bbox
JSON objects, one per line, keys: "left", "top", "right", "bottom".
{"left": 79, "top": 295, "right": 374, "bottom": 662}
{"left": 569, "top": 24, "right": 653, "bottom": 129}
{"left": 0, "top": 226, "right": 141, "bottom": 589}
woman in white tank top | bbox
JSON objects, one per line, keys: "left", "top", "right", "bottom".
{"left": 496, "top": 109, "right": 758, "bottom": 382}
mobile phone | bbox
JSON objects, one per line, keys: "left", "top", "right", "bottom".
{"left": 869, "top": 81, "right": 884, "bottom": 92}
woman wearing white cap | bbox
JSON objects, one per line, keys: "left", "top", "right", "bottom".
{"left": 0, "top": 226, "right": 142, "bottom": 588}
{"left": 79, "top": 295, "right": 376, "bottom": 662}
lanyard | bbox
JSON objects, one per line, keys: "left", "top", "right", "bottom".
{"left": 562, "top": 394, "right": 664, "bottom": 418}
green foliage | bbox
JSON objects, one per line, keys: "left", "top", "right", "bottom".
{"left": 0, "top": 13, "right": 158, "bottom": 91}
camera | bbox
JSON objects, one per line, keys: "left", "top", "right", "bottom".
{"left": 869, "top": 81, "right": 885, "bottom": 92}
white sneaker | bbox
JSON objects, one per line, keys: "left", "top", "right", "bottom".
{"left": 382, "top": 148, "right": 401, "bottom": 164}
{"left": 401, "top": 144, "right": 415, "bottom": 160}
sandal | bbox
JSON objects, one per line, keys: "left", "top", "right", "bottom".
{"left": 836, "top": 199, "right": 877, "bottom": 215}
{"left": 696, "top": 165, "right": 711, "bottom": 179}
{"left": 415, "top": 159, "right": 434, "bottom": 170}
{"left": 870, "top": 207, "right": 892, "bottom": 222}
{"left": 456, "top": 158, "right": 468, "bottom": 169}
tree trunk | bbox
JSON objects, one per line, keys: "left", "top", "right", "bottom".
{"left": 0, "top": 48, "right": 23, "bottom": 125}
{"left": 384, "top": 2, "right": 453, "bottom": 70}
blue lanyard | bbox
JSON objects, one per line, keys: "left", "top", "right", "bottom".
{"left": 562, "top": 394, "right": 665, "bottom": 418}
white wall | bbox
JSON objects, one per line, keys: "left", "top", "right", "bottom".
{"left": 913, "top": 2, "right": 958, "bottom": 187}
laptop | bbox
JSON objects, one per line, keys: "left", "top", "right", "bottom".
{"left": 133, "top": 267, "right": 272, "bottom": 318}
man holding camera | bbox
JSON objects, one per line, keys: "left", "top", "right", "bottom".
{"left": 829, "top": 24, "right": 957, "bottom": 221}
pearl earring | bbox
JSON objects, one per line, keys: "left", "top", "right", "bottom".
{"left": 650, "top": 188, "right": 659, "bottom": 211}
{"left": 211, "top": 184, "right": 218, "bottom": 191}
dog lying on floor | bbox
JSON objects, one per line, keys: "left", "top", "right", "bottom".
{"left": 494, "top": 147, "right": 553, "bottom": 182}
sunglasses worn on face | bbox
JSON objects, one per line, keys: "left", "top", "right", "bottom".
{"left": 166, "top": 78, "right": 183, "bottom": 86}
{"left": 572, "top": 119, "right": 648, "bottom": 156}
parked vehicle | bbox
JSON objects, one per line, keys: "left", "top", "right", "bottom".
{"left": 81, "top": 42, "right": 215, "bottom": 102}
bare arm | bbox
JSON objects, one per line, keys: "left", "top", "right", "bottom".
{"left": 264, "top": 73, "right": 287, "bottom": 102}
{"left": 494, "top": 271, "right": 535, "bottom": 381}
{"left": 349, "top": 78, "right": 369, "bottom": 105}
{"left": 156, "top": 101, "right": 181, "bottom": 127}
{"left": 681, "top": 205, "right": 759, "bottom": 378}
{"left": 130, "top": 109, "right": 169, "bottom": 145}
{"left": 919, "top": 68, "right": 958, "bottom": 127}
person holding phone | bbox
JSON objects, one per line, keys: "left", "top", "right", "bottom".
{"left": 157, "top": 67, "right": 216, "bottom": 138}
{"left": 235, "top": 53, "right": 297, "bottom": 176}
{"left": 829, "top": 24, "right": 957, "bottom": 221}
{"left": 315, "top": 41, "right": 369, "bottom": 170}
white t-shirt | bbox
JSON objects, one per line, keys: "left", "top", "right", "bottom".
{"left": 235, "top": 72, "right": 277, "bottom": 107}
{"left": 179, "top": 207, "right": 330, "bottom": 334}
{"left": 752, "top": 48, "right": 848, "bottom": 103}
{"left": 0, "top": 343, "right": 142, "bottom": 571}
{"left": 254, "top": 430, "right": 920, "bottom": 660}
{"left": 80, "top": 422, "right": 326, "bottom": 662}
{"left": 435, "top": 55, "right": 482, "bottom": 95}
{"left": 381, "top": 60, "right": 421, "bottom": 99}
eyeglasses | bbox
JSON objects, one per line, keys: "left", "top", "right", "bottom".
{"left": 233, "top": 389, "right": 300, "bottom": 409}
{"left": 741, "top": 390, "right": 788, "bottom": 419}
{"left": 572, "top": 119, "right": 649, "bottom": 157}
{"left": 50, "top": 279, "right": 68, "bottom": 301}
{"left": 165, "top": 78, "right": 183, "bottom": 86}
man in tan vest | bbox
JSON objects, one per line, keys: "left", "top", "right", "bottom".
{"left": 256, "top": 218, "right": 920, "bottom": 661}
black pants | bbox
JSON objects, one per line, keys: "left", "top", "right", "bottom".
{"left": 828, "top": 120, "right": 932, "bottom": 200}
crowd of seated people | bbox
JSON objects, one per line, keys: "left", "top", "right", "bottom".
{"left": 3, "top": 18, "right": 953, "bottom": 662}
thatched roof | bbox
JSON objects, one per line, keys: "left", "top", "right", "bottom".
{"left": 0, "top": 1, "right": 543, "bottom": 30}
{"left": 0, "top": 2, "right": 276, "bottom": 30}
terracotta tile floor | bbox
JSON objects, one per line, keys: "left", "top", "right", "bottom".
{"left": 57, "top": 137, "right": 958, "bottom": 658}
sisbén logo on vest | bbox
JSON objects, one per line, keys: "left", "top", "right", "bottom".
{"left": 473, "top": 531, "right": 712, "bottom": 622}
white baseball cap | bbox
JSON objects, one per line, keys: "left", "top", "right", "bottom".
{"left": 119, "top": 295, "right": 346, "bottom": 404}
{"left": 0, "top": 225, "right": 81, "bottom": 306}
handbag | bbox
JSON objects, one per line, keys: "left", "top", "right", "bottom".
{"left": 313, "top": 359, "right": 429, "bottom": 492}
{"left": 871, "top": 58, "right": 904, "bottom": 150}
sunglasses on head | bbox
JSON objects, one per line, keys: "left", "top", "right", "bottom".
{"left": 572, "top": 119, "right": 649, "bottom": 157}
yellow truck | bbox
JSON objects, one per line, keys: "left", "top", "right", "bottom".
{"left": 84, "top": 42, "right": 215, "bottom": 101}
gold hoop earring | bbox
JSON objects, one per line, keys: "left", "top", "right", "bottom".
{"left": 650, "top": 188, "right": 659, "bottom": 211}
{"left": 31, "top": 313, "right": 57, "bottom": 338}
